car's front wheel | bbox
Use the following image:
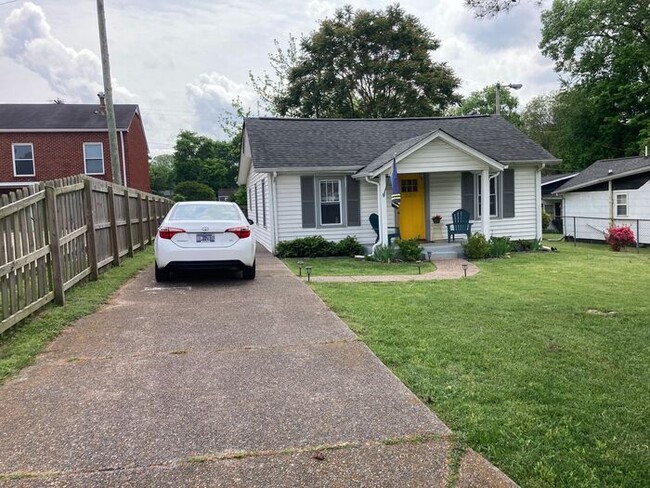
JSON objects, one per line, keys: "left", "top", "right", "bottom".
{"left": 242, "top": 261, "right": 256, "bottom": 280}
{"left": 155, "top": 262, "right": 171, "bottom": 282}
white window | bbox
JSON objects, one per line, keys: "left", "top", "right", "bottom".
{"left": 319, "top": 179, "right": 342, "bottom": 225}
{"left": 12, "top": 143, "right": 35, "bottom": 177}
{"left": 476, "top": 174, "right": 499, "bottom": 217}
{"left": 615, "top": 193, "right": 628, "bottom": 217}
{"left": 83, "top": 143, "right": 105, "bottom": 175}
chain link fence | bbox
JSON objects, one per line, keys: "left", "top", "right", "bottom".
{"left": 548, "top": 215, "right": 649, "bottom": 251}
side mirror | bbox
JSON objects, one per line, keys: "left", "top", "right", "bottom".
{"left": 247, "top": 218, "right": 254, "bottom": 225}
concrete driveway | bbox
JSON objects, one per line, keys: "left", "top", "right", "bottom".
{"left": 0, "top": 249, "right": 515, "bottom": 487}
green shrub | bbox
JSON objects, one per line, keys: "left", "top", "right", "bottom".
{"left": 334, "top": 236, "right": 364, "bottom": 257}
{"left": 174, "top": 181, "right": 216, "bottom": 201}
{"left": 396, "top": 238, "right": 423, "bottom": 262}
{"left": 276, "top": 236, "right": 335, "bottom": 258}
{"left": 463, "top": 233, "right": 490, "bottom": 259}
{"left": 512, "top": 239, "right": 534, "bottom": 252}
{"left": 488, "top": 236, "right": 512, "bottom": 258}
{"left": 371, "top": 244, "right": 395, "bottom": 263}
{"left": 542, "top": 211, "right": 551, "bottom": 230}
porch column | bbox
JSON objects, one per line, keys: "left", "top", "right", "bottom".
{"left": 482, "top": 168, "right": 491, "bottom": 237}
{"left": 377, "top": 173, "right": 388, "bottom": 245}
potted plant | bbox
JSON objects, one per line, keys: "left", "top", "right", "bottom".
{"left": 432, "top": 214, "right": 442, "bottom": 224}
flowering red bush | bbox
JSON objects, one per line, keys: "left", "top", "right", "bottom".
{"left": 606, "top": 225, "right": 636, "bottom": 251}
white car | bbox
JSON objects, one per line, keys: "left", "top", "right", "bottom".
{"left": 154, "top": 201, "right": 256, "bottom": 282}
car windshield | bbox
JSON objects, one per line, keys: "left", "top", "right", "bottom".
{"left": 170, "top": 204, "right": 240, "bottom": 221}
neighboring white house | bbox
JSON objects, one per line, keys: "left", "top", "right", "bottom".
{"left": 238, "top": 116, "right": 560, "bottom": 253}
{"left": 555, "top": 155, "right": 650, "bottom": 244}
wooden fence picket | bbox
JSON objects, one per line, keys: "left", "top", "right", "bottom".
{"left": 0, "top": 175, "right": 171, "bottom": 334}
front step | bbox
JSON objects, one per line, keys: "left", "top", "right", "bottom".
{"left": 421, "top": 242, "right": 464, "bottom": 260}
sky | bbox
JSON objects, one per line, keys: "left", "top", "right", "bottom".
{"left": 0, "top": 0, "right": 560, "bottom": 154}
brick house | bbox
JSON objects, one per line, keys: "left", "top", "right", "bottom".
{"left": 0, "top": 99, "right": 151, "bottom": 192}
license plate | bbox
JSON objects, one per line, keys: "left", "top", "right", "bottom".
{"left": 196, "top": 233, "right": 215, "bottom": 243}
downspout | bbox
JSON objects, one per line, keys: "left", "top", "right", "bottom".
{"left": 271, "top": 171, "right": 280, "bottom": 254}
{"left": 365, "top": 176, "right": 381, "bottom": 254}
{"left": 608, "top": 180, "right": 614, "bottom": 225}
{"left": 119, "top": 131, "right": 127, "bottom": 187}
{"left": 536, "top": 164, "right": 545, "bottom": 239}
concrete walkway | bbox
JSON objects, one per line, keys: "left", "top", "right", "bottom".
{"left": 307, "top": 258, "right": 479, "bottom": 283}
{"left": 0, "top": 250, "right": 514, "bottom": 487}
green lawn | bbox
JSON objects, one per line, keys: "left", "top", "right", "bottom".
{"left": 313, "top": 241, "right": 650, "bottom": 487}
{"left": 0, "top": 249, "right": 155, "bottom": 385}
{"left": 283, "top": 257, "right": 435, "bottom": 276}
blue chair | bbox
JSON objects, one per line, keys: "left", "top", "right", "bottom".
{"left": 446, "top": 209, "right": 473, "bottom": 242}
{"left": 369, "top": 213, "right": 400, "bottom": 245}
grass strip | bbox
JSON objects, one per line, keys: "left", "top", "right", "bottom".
{"left": 312, "top": 241, "right": 650, "bottom": 487}
{"left": 0, "top": 248, "right": 154, "bottom": 385}
{"left": 283, "top": 257, "right": 435, "bottom": 276}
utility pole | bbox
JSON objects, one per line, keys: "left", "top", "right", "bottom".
{"left": 96, "top": 0, "right": 123, "bottom": 186}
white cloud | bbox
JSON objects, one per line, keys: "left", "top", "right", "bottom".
{"left": 186, "top": 72, "right": 257, "bottom": 139}
{"left": 307, "top": 0, "right": 336, "bottom": 19}
{"left": 0, "top": 2, "right": 135, "bottom": 103}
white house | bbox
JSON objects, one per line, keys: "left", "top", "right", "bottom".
{"left": 238, "top": 116, "right": 560, "bottom": 253}
{"left": 555, "top": 155, "right": 650, "bottom": 244}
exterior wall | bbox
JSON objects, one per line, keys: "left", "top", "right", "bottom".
{"left": 563, "top": 181, "right": 650, "bottom": 243}
{"left": 490, "top": 166, "right": 538, "bottom": 239}
{"left": 247, "top": 167, "right": 274, "bottom": 252}
{"left": 0, "top": 122, "right": 150, "bottom": 192}
{"left": 123, "top": 113, "right": 151, "bottom": 192}
{"left": 275, "top": 174, "right": 393, "bottom": 247}
{"left": 399, "top": 139, "right": 486, "bottom": 173}
{"left": 427, "top": 167, "right": 538, "bottom": 240}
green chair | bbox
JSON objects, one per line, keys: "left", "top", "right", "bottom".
{"left": 446, "top": 209, "right": 473, "bottom": 242}
{"left": 369, "top": 213, "right": 400, "bottom": 244}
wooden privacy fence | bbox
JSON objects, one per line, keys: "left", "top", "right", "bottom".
{"left": 0, "top": 175, "right": 173, "bottom": 335}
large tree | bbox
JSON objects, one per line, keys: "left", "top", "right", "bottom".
{"left": 451, "top": 84, "right": 521, "bottom": 125}
{"left": 540, "top": 0, "right": 650, "bottom": 155}
{"left": 173, "top": 131, "right": 240, "bottom": 196}
{"left": 149, "top": 154, "right": 175, "bottom": 196}
{"left": 261, "top": 4, "right": 461, "bottom": 118}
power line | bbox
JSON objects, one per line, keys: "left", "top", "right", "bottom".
{"left": 0, "top": 0, "right": 21, "bottom": 6}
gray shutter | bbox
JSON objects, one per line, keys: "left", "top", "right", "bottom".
{"left": 346, "top": 176, "right": 361, "bottom": 226}
{"left": 300, "top": 176, "right": 316, "bottom": 228}
{"left": 502, "top": 169, "right": 515, "bottom": 218}
{"left": 461, "top": 172, "right": 475, "bottom": 220}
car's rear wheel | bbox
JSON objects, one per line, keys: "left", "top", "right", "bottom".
{"left": 155, "top": 262, "right": 171, "bottom": 282}
{"left": 242, "top": 261, "right": 256, "bottom": 280}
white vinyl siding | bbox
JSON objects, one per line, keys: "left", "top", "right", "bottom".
{"left": 276, "top": 174, "right": 386, "bottom": 245}
{"left": 563, "top": 180, "right": 650, "bottom": 244}
{"left": 246, "top": 167, "right": 273, "bottom": 252}
{"left": 399, "top": 139, "right": 487, "bottom": 173}
{"left": 490, "top": 167, "right": 538, "bottom": 239}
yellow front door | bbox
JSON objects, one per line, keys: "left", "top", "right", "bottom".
{"left": 398, "top": 174, "right": 425, "bottom": 239}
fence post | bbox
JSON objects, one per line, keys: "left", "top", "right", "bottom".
{"left": 45, "top": 185, "right": 65, "bottom": 305}
{"left": 138, "top": 192, "right": 145, "bottom": 248}
{"left": 124, "top": 190, "right": 134, "bottom": 257}
{"left": 83, "top": 179, "right": 99, "bottom": 281}
{"left": 573, "top": 216, "right": 577, "bottom": 247}
{"left": 146, "top": 195, "right": 153, "bottom": 244}
{"left": 107, "top": 185, "right": 120, "bottom": 266}
{"left": 637, "top": 219, "right": 640, "bottom": 254}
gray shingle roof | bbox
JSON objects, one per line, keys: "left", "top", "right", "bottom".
{"left": 541, "top": 172, "right": 578, "bottom": 185}
{"left": 0, "top": 104, "right": 139, "bottom": 131}
{"left": 556, "top": 156, "right": 650, "bottom": 193}
{"left": 244, "top": 115, "right": 558, "bottom": 173}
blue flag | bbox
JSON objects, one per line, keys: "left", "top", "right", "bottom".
{"left": 390, "top": 159, "right": 400, "bottom": 209}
